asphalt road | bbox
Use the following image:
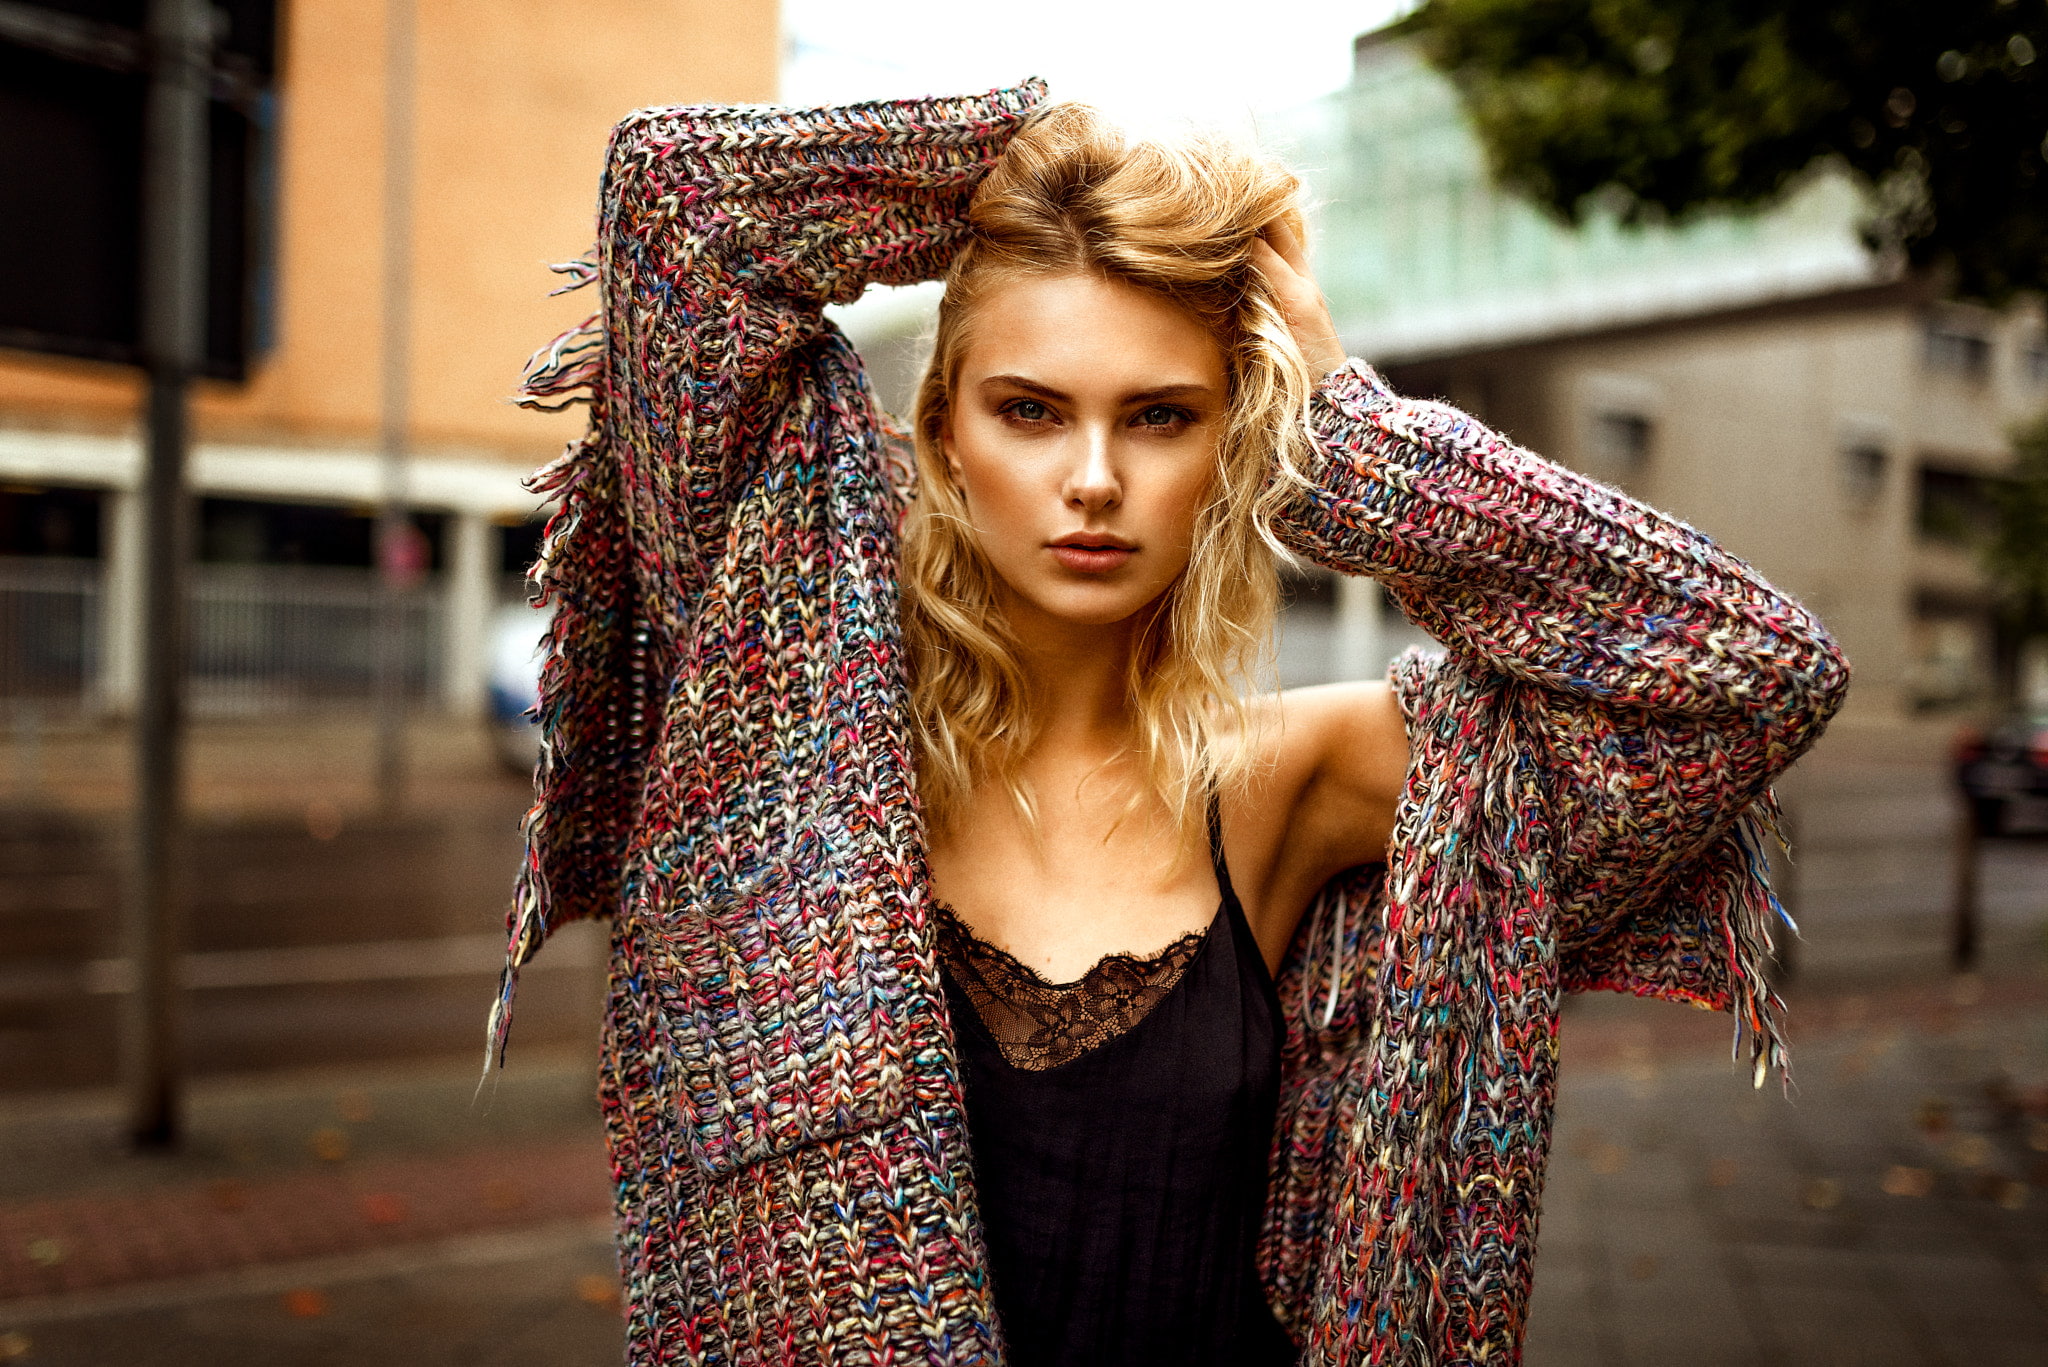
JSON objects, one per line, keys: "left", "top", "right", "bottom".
{"left": 0, "top": 714, "right": 2044, "bottom": 1366}
{"left": 0, "top": 714, "right": 2042, "bottom": 1093}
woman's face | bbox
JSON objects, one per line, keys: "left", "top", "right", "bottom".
{"left": 942, "top": 272, "right": 1228, "bottom": 631}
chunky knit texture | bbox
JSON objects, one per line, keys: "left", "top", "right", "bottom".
{"left": 499, "top": 83, "right": 1849, "bottom": 1367}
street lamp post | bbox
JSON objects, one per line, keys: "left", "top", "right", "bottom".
{"left": 124, "top": 0, "right": 213, "bottom": 1149}
{"left": 374, "top": 0, "right": 417, "bottom": 815}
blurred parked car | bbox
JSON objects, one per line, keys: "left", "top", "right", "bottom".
{"left": 1955, "top": 713, "right": 2048, "bottom": 834}
{"left": 487, "top": 603, "right": 551, "bottom": 774}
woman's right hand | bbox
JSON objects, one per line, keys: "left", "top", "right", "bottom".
{"left": 1251, "top": 218, "right": 1346, "bottom": 379}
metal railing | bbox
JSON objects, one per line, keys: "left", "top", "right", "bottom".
{"left": 0, "top": 557, "right": 98, "bottom": 703}
{"left": 1, "top": 556, "right": 442, "bottom": 713}
{"left": 189, "top": 564, "right": 441, "bottom": 712}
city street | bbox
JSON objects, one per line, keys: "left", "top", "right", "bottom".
{"left": 5, "top": 0, "right": 2044, "bottom": 1362}
{"left": 0, "top": 717, "right": 604, "bottom": 1092}
{"left": 0, "top": 712, "right": 2044, "bottom": 1364}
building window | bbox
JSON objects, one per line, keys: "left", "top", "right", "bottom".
{"left": 1909, "top": 607, "right": 1992, "bottom": 710}
{"left": 1924, "top": 322, "right": 1991, "bottom": 380}
{"left": 1916, "top": 465, "right": 1998, "bottom": 545}
{"left": 0, "top": 485, "right": 103, "bottom": 559}
{"left": 2025, "top": 338, "right": 2048, "bottom": 387}
{"left": 1590, "top": 411, "right": 1653, "bottom": 478}
{"left": 1841, "top": 443, "right": 1887, "bottom": 505}
{"left": 198, "top": 498, "right": 445, "bottom": 570}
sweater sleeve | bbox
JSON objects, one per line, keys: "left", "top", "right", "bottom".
{"left": 1277, "top": 360, "right": 1849, "bottom": 995}
{"left": 496, "top": 86, "right": 1044, "bottom": 1004}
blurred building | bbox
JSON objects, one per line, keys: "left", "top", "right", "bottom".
{"left": 1288, "top": 30, "right": 2048, "bottom": 723}
{"left": 0, "top": 0, "right": 779, "bottom": 719}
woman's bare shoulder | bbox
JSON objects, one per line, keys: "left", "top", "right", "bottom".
{"left": 1246, "top": 681, "right": 1409, "bottom": 787}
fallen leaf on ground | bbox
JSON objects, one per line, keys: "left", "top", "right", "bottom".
{"left": 484, "top": 1180, "right": 527, "bottom": 1211}
{"left": 283, "top": 1288, "right": 328, "bottom": 1319}
{"left": 1880, "top": 1165, "right": 1933, "bottom": 1198}
{"left": 576, "top": 1274, "right": 621, "bottom": 1310}
{"left": 360, "top": 1193, "right": 408, "bottom": 1226}
{"left": 1948, "top": 1134, "right": 1991, "bottom": 1169}
{"left": 0, "top": 1330, "right": 29, "bottom": 1360}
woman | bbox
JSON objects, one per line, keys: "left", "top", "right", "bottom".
{"left": 499, "top": 82, "right": 1846, "bottom": 1367}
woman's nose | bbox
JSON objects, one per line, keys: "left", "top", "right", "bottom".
{"left": 1062, "top": 427, "right": 1121, "bottom": 511}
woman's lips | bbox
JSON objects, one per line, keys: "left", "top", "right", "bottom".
{"left": 1049, "top": 543, "right": 1135, "bottom": 573}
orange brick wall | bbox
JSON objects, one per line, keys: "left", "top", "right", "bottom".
{"left": 0, "top": 0, "right": 780, "bottom": 461}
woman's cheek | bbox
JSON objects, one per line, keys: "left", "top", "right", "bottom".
{"left": 962, "top": 452, "right": 1046, "bottom": 570}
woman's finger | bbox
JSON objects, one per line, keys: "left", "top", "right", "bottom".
{"left": 1260, "top": 218, "right": 1312, "bottom": 278}
{"left": 1250, "top": 238, "right": 1346, "bottom": 378}
{"left": 1249, "top": 237, "right": 1296, "bottom": 287}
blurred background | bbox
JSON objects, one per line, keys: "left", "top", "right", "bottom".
{"left": 0, "top": 1, "right": 2044, "bottom": 1363}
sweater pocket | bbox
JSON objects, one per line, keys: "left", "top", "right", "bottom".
{"left": 634, "top": 833, "right": 911, "bottom": 1180}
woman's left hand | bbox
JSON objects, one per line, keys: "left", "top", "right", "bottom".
{"left": 1251, "top": 219, "right": 1347, "bottom": 379}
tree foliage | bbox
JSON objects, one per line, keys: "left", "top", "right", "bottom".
{"left": 1989, "top": 417, "right": 2048, "bottom": 650}
{"left": 1404, "top": 0, "right": 2048, "bottom": 301}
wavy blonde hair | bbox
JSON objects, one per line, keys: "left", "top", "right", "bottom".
{"left": 900, "top": 103, "right": 1318, "bottom": 850}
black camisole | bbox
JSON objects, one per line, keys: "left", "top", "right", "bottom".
{"left": 934, "top": 809, "right": 1296, "bottom": 1366}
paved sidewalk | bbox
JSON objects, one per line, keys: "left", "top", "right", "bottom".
{"left": 1527, "top": 975, "right": 2048, "bottom": 1367}
{"left": 0, "top": 1225, "right": 621, "bottom": 1367}
{"left": 3, "top": 971, "right": 2044, "bottom": 1364}
{"left": 1, "top": 715, "right": 2044, "bottom": 1363}
{"left": 0, "top": 1049, "right": 624, "bottom": 1365}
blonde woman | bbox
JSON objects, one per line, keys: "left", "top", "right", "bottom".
{"left": 502, "top": 84, "right": 1846, "bottom": 1366}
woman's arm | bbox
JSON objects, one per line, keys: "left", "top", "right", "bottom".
{"left": 1250, "top": 228, "right": 1848, "bottom": 945}
{"left": 501, "top": 86, "right": 1045, "bottom": 972}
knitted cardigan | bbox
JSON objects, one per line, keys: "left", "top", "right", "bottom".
{"left": 497, "top": 82, "right": 1848, "bottom": 1367}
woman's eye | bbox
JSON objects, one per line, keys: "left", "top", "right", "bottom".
{"left": 1002, "top": 399, "right": 1052, "bottom": 423}
{"left": 1134, "top": 405, "right": 1193, "bottom": 430}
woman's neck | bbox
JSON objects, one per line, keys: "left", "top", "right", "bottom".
{"left": 1001, "top": 590, "right": 1142, "bottom": 757}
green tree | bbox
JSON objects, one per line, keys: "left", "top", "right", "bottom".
{"left": 1988, "top": 418, "right": 2048, "bottom": 694}
{"left": 1403, "top": 0, "right": 2048, "bottom": 302}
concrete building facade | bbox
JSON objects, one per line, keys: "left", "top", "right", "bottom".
{"left": 1283, "top": 32, "right": 2048, "bottom": 725}
{"left": 1381, "top": 288, "right": 2048, "bottom": 722}
{"left": 0, "top": 0, "right": 781, "bottom": 717}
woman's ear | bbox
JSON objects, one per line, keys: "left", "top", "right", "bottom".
{"left": 941, "top": 418, "right": 965, "bottom": 486}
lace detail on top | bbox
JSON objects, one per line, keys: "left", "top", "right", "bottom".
{"left": 933, "top": 900, "right": 1211, "bottom": 1072}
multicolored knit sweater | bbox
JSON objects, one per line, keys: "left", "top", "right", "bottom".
{"left": 499, "top": 82, "right": 1848, "bottom": 1366}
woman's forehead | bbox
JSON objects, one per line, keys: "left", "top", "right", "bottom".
{"left": 955, "top": 273, "right": 1226, "bottom": 398}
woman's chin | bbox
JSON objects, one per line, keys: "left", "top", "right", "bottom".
{"left": 1009, "top": 582, "right": 1163, "bottom": 630}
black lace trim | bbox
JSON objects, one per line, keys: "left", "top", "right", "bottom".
{"left": 933, "top": 900, "right": 1210, "bottom": 1072}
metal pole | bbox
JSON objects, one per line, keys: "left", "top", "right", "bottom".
{"left": 374, "top": 0, "right": 415, "bottom": 815}
{"left": 125, "top": 0, "right": 211, "bottom": 1150}
{"left": 1952, "top": 803, "right": 1981, "bottom": 970}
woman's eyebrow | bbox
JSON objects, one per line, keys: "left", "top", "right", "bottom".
{"left": 977, "top": 375, "right": 1219, "bottom": 405}
{"left": 1123, "top": 383, "right": 1217, "bottom": 404}
{"left": 979, "top": 374, "right": 1071, "bottom": 401}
